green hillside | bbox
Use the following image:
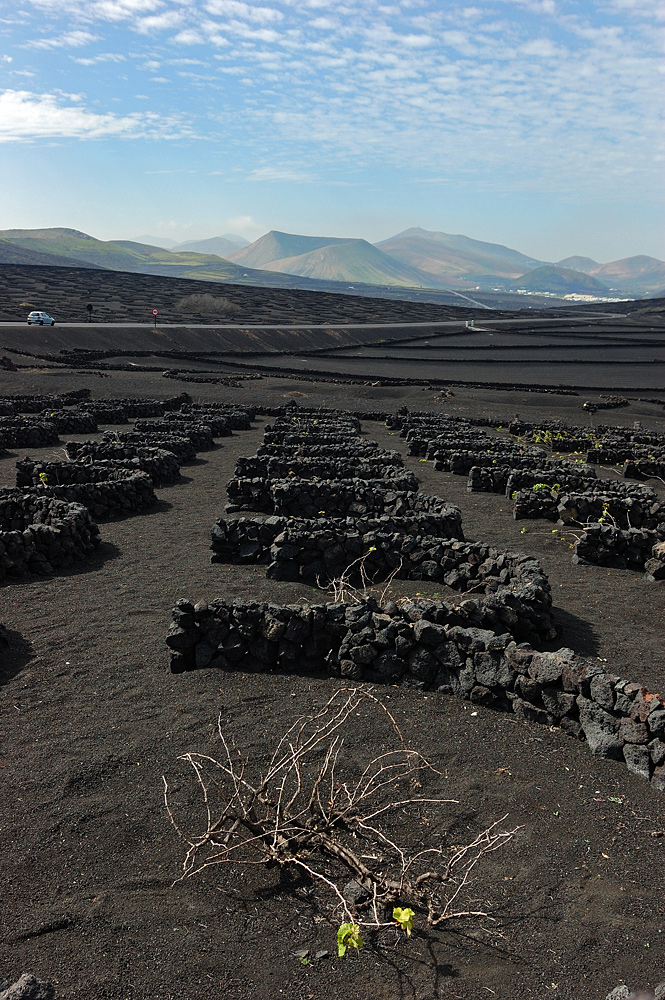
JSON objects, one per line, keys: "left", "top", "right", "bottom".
{"left": 0, "top": 227, "right": 279, "bottom": 285}
{"left": 259, "top": 238, "right": 440, "bottom": 287}
{"left": 0, "top": 228, "right": 149, "bottom": 269}
{"left": 0, "top": 238, "right": 100, "bottom": 268}
{"left": 514, "top": 265, "right": 610, "bottom": 294}
{"left": 227, "top": 230, "right": 356, "bottom": 269}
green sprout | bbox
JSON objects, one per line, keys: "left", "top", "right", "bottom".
{"left": 393, "top": 906, "right": 415, "bottom": 936}
{"left": 337, "top": 922, "right": 363, "bottom": 957}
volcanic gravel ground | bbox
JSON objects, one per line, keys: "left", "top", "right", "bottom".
{"left": 0, "top": 368, "right": 664, "bottom": 1000}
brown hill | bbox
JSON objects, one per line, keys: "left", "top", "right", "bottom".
{"left": 589, "top": 255, "right": 665, "bottom": 296}
{"left": 228, "top": 231, "right": 441, "bottom": 287}
{"left": 375, "top": 227, "right": 544, "bottom": 286}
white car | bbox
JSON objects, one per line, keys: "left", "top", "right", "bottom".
{"left": 27, "top": 311, "right": 56, "bottom": 326}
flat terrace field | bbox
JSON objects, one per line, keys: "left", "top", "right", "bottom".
{"left": 1, "top": 294, "right": 661, "bottom": 394}
{"left": 0, "top": 295, "right": 664, "bottom": 1000}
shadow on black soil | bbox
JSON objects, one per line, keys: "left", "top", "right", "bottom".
{"left": 544, "top": 605, "right": 601, "bottom": 657}
{"left": 0, "top": 629, "right": 35, "bottom": 687}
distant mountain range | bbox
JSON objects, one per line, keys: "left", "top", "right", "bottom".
{"left": 0, "top": 228, "right": 283, "bottom": 287}
{"left": 375, "top": 227, "right": 543, "bottom": 285}
{"left": 226, "top": 227, "right": 665, "bottom": 296}
{"left": 0, "top": 226, "right": 663, "bottom": 299}
{"left": 130, "top": 233, "right": 249, "bottom": 252}
{"left": 170, "top": 234, "right": 249, "bottom": 255}
{"left": 226, "top": 231, "right": 439, "bottom": 286}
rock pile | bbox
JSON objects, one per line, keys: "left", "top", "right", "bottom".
{"left": 234, "top": 454, "right": 407, "bottom": 482}
{"left": 520, "top": 483, "right": 665, "bottom": 525}
{"left": 0, "top": 972, "right": 55, "bottom": 1000}
{"left": 605, "top": 984, "right": 665, "bottom": 1000}
{"left": 102, "top": 430, "right": 197, "bottom": 462}
{"left": 583, "top": 395, "right": 630, "bottom": 412}
{"left": 257, "top": 440, "right": 403, "bottom": 463}
{"left": 133, "top": 418, "right": 215, "bottom": 450}
{"left": 39, "top": 408, "right": 98, "bottom": 434}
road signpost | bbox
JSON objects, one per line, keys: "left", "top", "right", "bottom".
{"left": 152, "top": 308, "right": 159, "bottom": 328}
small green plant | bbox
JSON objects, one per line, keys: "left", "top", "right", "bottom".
{"left": 337, "top": 921, "right": 363, "bottom": 957}
{"left": 38, "top": 471, "right": 49, "bottom": 485}
{"left": 531, "top": 482, "right": 560, "bottom": 494}
{"left": 393, "top": 906, "right": 415, "bottom": 937}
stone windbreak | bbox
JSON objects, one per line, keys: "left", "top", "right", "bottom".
{"left": 175, "top": 402, "right": 665, "bottom": 794}
{"left": 167, "top": 595, "right": 665, "bottom": 793}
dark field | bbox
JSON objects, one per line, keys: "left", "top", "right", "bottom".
{"left": 2, "top": 306, "right": 664, "bottom": 395}
{"left": 1, "top": 293, "right": 665, "bottom": 1000}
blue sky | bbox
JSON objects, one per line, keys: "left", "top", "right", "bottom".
{"left": 0, "top": 0, "right": 663, "bottom": 262}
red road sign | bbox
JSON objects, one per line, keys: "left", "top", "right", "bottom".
{"left": 152, "top": 308, "right": 159, "bottom": 316}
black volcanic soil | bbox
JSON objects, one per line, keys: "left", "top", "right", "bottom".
{"left": 1, "top": 366, "right": 665, "bottom": 999}
{"left": 0, "top": 265, "right": 479, "bottom": 326}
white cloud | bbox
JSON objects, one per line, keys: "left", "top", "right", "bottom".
{"left": 172, "top": 28, "right": 206, "bottom": 44}
{"left": 602, "top": 0, "right": 665, "bottom": 18}
{"left": 0, "top": 89, "right": 190, "bottom": 140}
{"left": 28, "top": 30, "right": 98, "bottom": 49}
{"left": 70, "top": 52, "right": 127, "bottom": 64}
{"left": 135, "top": 9, "right": 185, "bottom": 32}
{"left": 204, "top": 1, "right": 283, "bottom": 22}
{"left": 521, "top": 37, "right": 561, "bottom": 57}
{"left": 246, "top": 166, "right": 315, "bottom": 182}
{"left": 224, "top": 214, "right": 265, "bottom": 239}
{"left": 501, "top": 0, "right": 558, "bottom": 13}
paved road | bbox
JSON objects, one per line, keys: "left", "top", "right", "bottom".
{"left": 0, "top": 314, "right": 619, "bottom": 331}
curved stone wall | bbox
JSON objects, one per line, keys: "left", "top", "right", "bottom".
{"left": 64, "top": 441, "right": 181, "bottom": 484}
{"left": 166, "top": 596, "right": 665, "bottom": 791}
{"left": 226, "top": 476, "right": 422, "bottom": 515}
{"left": 20, "top": 473, "right": 156, "bottom": 520}
{"left": 0, "top": 418, "right": 60, "bottom": 448}
{"left": 211, "top": 507, "right": 464, "bottom": 565}
{"left": 0, "top": 491, "right": 100, "bottom": 581}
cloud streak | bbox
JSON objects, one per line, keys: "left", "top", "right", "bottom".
{"left": 0, "top": 89, "right": 190, "bottom": 141}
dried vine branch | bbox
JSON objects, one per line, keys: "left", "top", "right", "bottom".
{"left": 164, "top": 687, "right": 520, "bottom": 943}
{"left": 317, "top": 550, "right": 404, "bottom": 603}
